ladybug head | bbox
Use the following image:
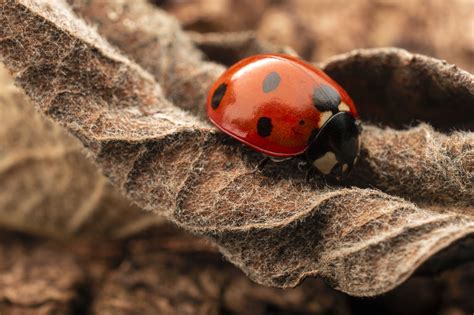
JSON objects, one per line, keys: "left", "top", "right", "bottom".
{"left": 306, "top": 112, "right": 360, "bottom": 178}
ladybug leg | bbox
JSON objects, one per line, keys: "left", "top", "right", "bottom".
{"left": 296, "top": 158, "right": 316, "bottom": 182}
{"left": 305, "top": 168, "right": 317, "bottom": 182}
{"left": 297, "top": 160, "right": 308, "bottom": 172}
{"left": 251, "top": 156, "right": 269, "bottom": 173}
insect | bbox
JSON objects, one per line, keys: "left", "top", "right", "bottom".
{"left": 207, "top": 54, "right": 360, "bottom": 178}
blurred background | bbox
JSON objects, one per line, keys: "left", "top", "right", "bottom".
{"left": 156, "top": 0, "right": 473, "bottom": 72}
{"left": 0, "top": 0, "right": 473, "bottom": 314}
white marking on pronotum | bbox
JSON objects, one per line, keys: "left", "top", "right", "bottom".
{"left": 313, "top": 151, "right": 338, "bottom": 175}
{"left": 318, "top": 111, "right": 332, "bottom": 128}
{"left": 338, "top": 102, "right": 350, "bottom": 112}
{"left": 342, "top": 164, "right": 349, "bottom": 172}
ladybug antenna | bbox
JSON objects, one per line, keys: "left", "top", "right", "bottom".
{"left": 306, "top": 112, "right": 360, "bottom": 178}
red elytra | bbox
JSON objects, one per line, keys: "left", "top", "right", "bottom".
{"left": 207, "top": 54, "right": 358, "bottom": 157}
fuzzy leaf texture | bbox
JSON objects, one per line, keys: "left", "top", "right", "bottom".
{"left": 0, "top": 0, "right": 473, "bottom": 296}
{"left": 0, "top": 65, "right": 165, "bottom": 239}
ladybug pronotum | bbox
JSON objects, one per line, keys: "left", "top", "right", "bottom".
{"left": 207, "top": 54, "right": 360, "bottom": 178}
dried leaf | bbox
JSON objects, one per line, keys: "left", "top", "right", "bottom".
{"left": 349, "top": 263, "right": 474, "bottom": 315}
{"left": 157, "top": 0, "right": 474, "bottom": 73}
{"left": 0, "top": 226, "right": 350, "bottom": 315}
{"left": 1, "top": 0, "right": 473, "bottom": 297}
{"left": 322, "top": 49, "right": 474, "bottom": 131}
{"left": 188, "top": 31, "right": 297, "bottom": 66}
{"left": 1, "top": 227, "right": 470, "bottom": 314}
{"left": 156, "top": 0, "right": 268, "bottom": 33}
{"left": 69, "top": 0, "right": 223, "bottom": 118}
{"left": 0, "top": 64, "right": 165, "bottom": 239}
{"left": 0, "top": 232, "right": 84, "bottom": 314}
{"left": 93, "top": 236, "right": 350, "bottom": 315}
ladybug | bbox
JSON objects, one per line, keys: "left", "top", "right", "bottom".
{"left": 207, "top": 54, "right": 360, "bottom": 178}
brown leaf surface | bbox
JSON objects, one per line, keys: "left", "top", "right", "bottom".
{"left": 0, "top": 232, "right": 84, "bottom": 314}
{"left": 322, "top": 49, "right": 474, "bottom": 131}
{"left": 93, "top": 232, "right": 349, "bottom": 315}
{"left": 0, "top": 65, "right": 165, "bottom": 239}
{"left": 188, "top": 31, "right": 297, "bottom": 66}
{"left": 159, "top": 0, "right": 474, "bottom": 73}
{"left": 0, "top": 227, "right": 351, "bottom": 315}
{"left": 1, "top": 0, "right": 473, "bottom": 297}
{"left": 1, "top": 226, "right": 471, "bottom": 314}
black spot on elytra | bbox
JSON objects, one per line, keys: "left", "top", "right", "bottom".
{"left": 211, "top": 83, "right": 227, "bottom": 110}
{"left": 262, "top": 72, "right": 281, "bottom": 93}
{"left": 313, "top": 84, "right": 341, "bottom": 113}
{"left": 299, "top": 119, "right": 305, "bottom": 125}
{"left": 257, "top": 117, "right": 273, "bottom": 137}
